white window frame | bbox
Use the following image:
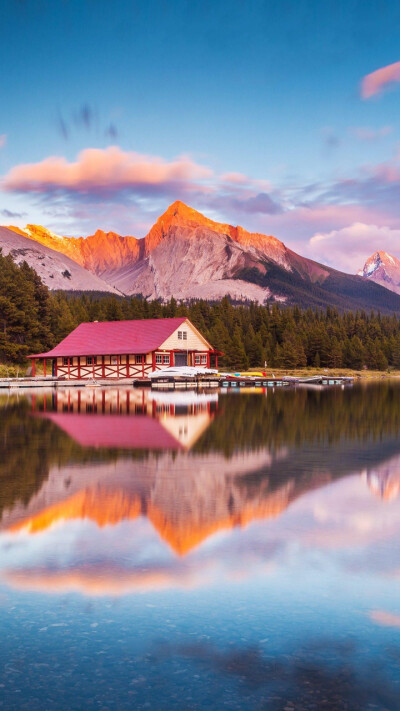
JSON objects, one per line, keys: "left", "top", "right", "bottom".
{"left": 200, "top": 354, "right": 207, "bottom": 364}
{"left": 195, "top": 354, "right": 200, "bottom": 365}
{"left": 163, "top": 354, "right": 170, "bottom": 365}
{"left": 155, "top": 354, "right": 163, "bottom": 364}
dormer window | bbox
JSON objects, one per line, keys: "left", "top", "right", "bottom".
{"left": 178, "top": 330, "right": 187, "bottom": 340}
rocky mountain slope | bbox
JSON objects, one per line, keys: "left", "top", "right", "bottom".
{"left": 358, "top": 251, "right": 400, "bottom": 295}
{"left": 0, "top": 226, "right": 120, "bottom": 293}
{"left": 5, "top": 202, "right": 400, "bottom": 311}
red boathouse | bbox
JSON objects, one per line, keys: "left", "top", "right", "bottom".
{"left": 28, "top": 317, "right": 220, "bottom": 379}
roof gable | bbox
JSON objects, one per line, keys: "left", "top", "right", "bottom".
{"left": 159, "top": 318, "right": 212, "bottom": 351}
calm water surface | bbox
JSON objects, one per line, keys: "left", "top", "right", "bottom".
{"left": 1, "top": 382, "right": 400, "bottom": 710}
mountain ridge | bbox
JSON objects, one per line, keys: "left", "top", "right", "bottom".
{"left": 4, "top": 201, "right": 400, "bottom": 312}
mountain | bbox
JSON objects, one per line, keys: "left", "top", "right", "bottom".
{"left": 8, "top": 224, "right": 140, "bottom": 279}
{"left": 6, "top": 202, "right": 400, "bottom": 311}
{"left": 0, "top": 226, "right": 120, "bottom": 294}
{"left": 358, "top": 251, "right": 400, "bottom": 295}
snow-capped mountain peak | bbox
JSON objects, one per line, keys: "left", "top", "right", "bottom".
{"left": 359, "top": 251, "right": 400, "bottom": 295}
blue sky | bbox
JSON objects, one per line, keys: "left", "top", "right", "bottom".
{"left": 1, "top": 0, "right": 400, "bottom": 271}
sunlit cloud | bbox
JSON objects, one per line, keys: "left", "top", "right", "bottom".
{"left": 309, "top": 223, "right": 400, "bottom": 272}
{"left": 2, "top": 146, "right": 213, "bottom": 196}
{"left": 369, "top": 610, "right": 400, "bottom": 628}
{"left": 361, "top": 61, "right": 400, "bottom": 99}
{"left": 350, "top": 126, "right": 393, "bottom": 141}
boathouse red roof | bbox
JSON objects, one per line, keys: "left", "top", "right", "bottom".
{"left": 29, "top": 317, "right": 191, "bottom": 358}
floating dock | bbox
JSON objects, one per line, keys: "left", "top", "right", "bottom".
{"left": 0, "top": 374, "right": 353, "bottom": 390}
{"left": 147, "top": 377, "right": 291, "bottom": 390}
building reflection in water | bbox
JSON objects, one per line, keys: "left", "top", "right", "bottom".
{"left": 2, "top": 385, "right": 400, "bottom": 597}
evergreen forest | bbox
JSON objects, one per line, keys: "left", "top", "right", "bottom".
{"left": 2, "top": 251, "right": 400, "bottom": 371}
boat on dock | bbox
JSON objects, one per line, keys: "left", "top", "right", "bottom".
{"left": 139, "top": 366, "right": 293, "bottom": 390}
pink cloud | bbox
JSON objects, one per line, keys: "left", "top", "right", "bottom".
{"left": 219, "top": 171, "right": 249, "bottom": 185}
{"left": 361, "top": 61, "right": 400, "bottom": 99}
{"left": 2, "top": 146, "right": 213, "bottom": 195}
{"left": 309, "top": 222, "right": 400, "bottom": 273}
{"left": 369, "top": 610, "right": 400, "bottom": 628}
{"left": 351, "top": 126, "right": 393, "bottom": 141}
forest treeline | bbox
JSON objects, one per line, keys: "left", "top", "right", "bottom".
{"left": 2, "top": 250, "right": 400, "bottom": 370}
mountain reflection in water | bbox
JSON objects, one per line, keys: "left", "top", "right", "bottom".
{"left": 1, "top": 383, "right": 400, "bottom": 709}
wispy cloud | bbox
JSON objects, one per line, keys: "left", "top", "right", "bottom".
{"left": 0, "top": 208, "right": 27, "bottom": 219}
{"left": 350, "top": 126, "right": 393, "bottom": 141}
{"left": 361, "top": 61, "right": 400, "bottom": 99}
{"left": 369, "top": 610, "right": 400, "bottom": 628}
{"left": 55, "top": 104, "right": 119, "bottom": 142}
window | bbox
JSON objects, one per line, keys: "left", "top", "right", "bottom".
{"left": 111, "top": 356, "right": 118, "bottom": 365}
{"left": 195, "top": 355, "right": 200, "bottom": 365}
{"left": 163, "top": 354, "right": 170, "bottom": 364}
{"left": 135, "top": 354, "right": 144, "bottom": 364}
{"left": 201, "top": 355, "right": 207, "bottom": 364}
{"left": 183, "top": 332, "right": 187, "bottom": 340}
{"left": 178, "top": 331, "right": 182, "bottom": 339}
{"left": 178, "top": 330, "right": 187, "bottom": 340}
{"left": 155, "top": 354, "right": 163, "bottom": 364}
{"left": 63, "top": 357, "right": 69, "bottom": 366}
{"left": 87, "top": 356, "right": 93, "bottom": 365}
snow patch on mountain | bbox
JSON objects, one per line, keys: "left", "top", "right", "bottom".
{"left": 359, "top": 250, "right": 400, "bottom": 295}
{"left": 0, "top": 226, "right": 121, "bottom": 293}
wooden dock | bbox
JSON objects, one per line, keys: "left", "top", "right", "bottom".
{"left": 0, "top": 377, "right": 133, "bottom": 389}
{"left": 0, "top": 374, "right": 353, "bottom": 390}
{"left": 144, "top": 376, "right": 292, "bottom": 390}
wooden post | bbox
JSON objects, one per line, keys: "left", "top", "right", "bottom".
{"left": 43, "top": 359, "right": 46, "bottom": 377}
{"left": 78, "top": 357, "right": 81, "bottom": 379}
{"left": 93, "top": 357, "right": 95, "bottom": 379}
{"left": 126, "top": 356, "right": 129, "bottom": 378}
{"left": 68, "top": 357, "right": 71, "bottom": 379}
{"left": 117, "top": 356, "right": 120, "bottom": 379}
{"left": 170, "top": 350, "right": 174, "bottom": 367}
{"left": 152, "top": 351, "right": 156, "bottom": 371}
{"left": 102, "top": 356, "right": 105, "bottom": 379}
{"left": 207, "top": 352, "right": 210, "bottom": 368}
{"left": 54, "top": 359, "right": 57, "bottom": 377}
{"left": 215, "top": 354, "right": 218, "bottom": 369}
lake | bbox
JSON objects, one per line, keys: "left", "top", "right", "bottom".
{"left": 1, "top": 382, "right": 400, "bottom": 710}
